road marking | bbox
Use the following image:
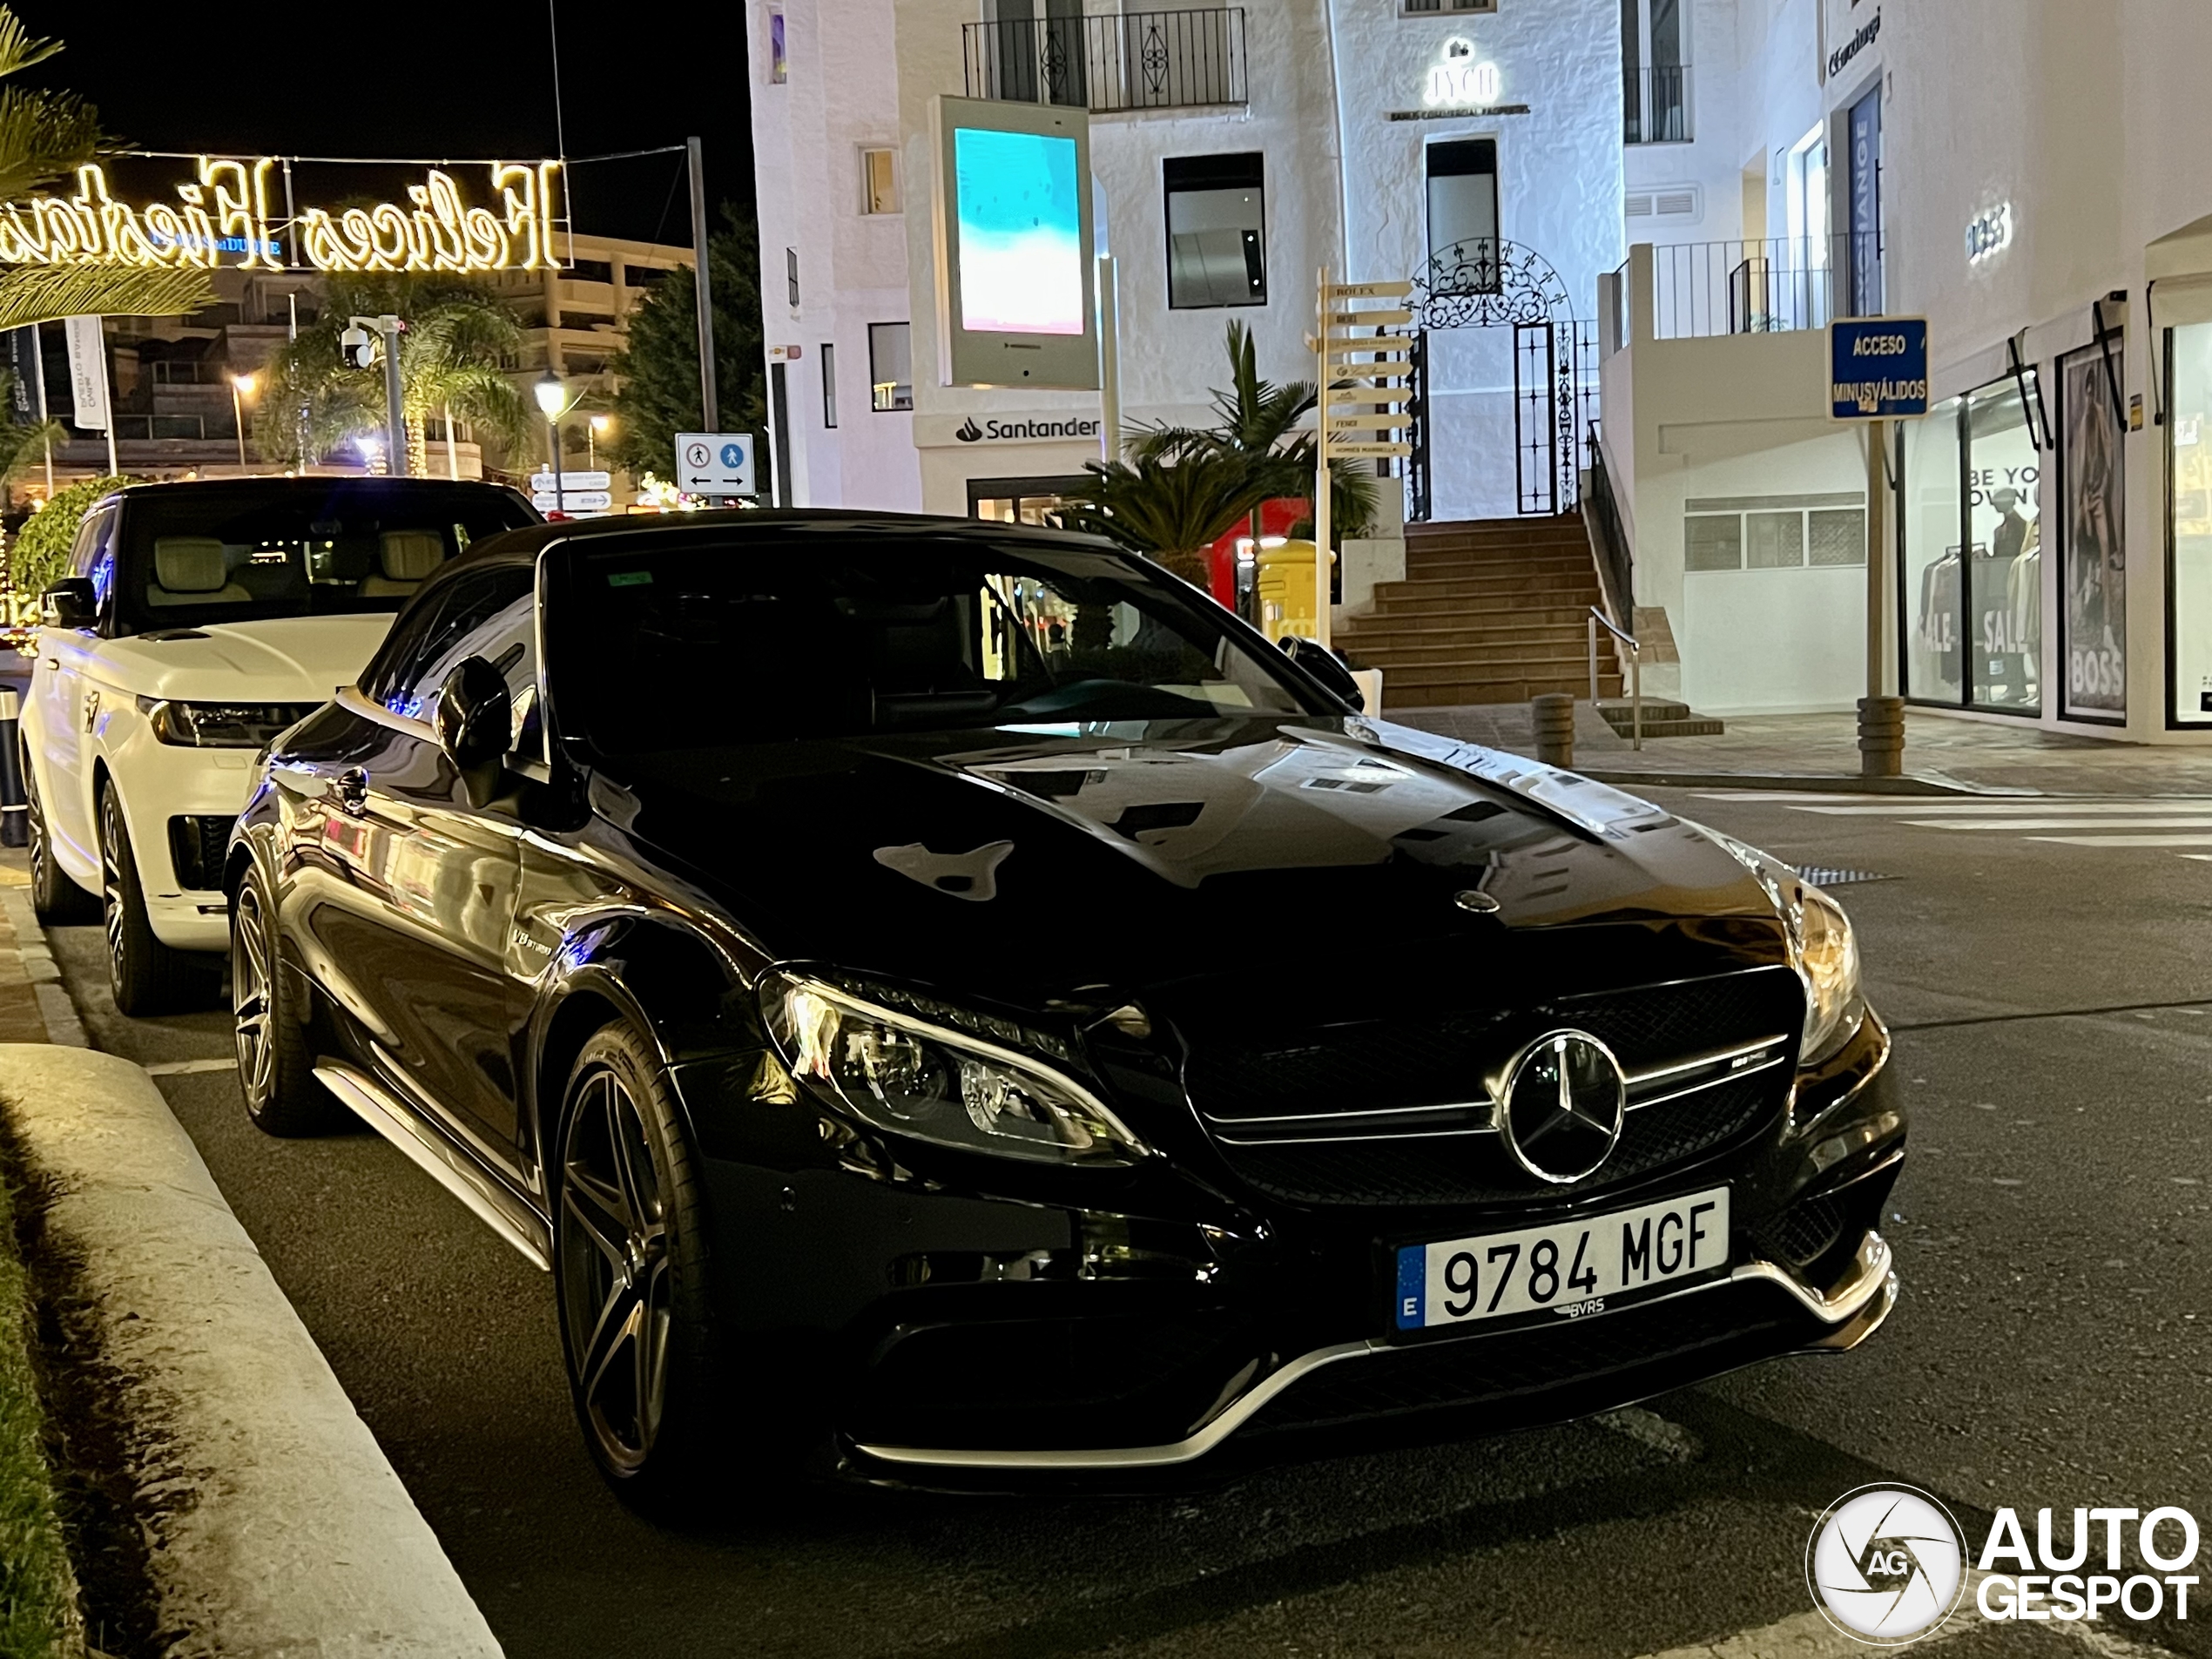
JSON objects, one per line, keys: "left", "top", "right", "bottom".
{"left": 1791, "top": 800, "right": 2212, "bottom": 817}
{"left": 2027, "top": 833, "right": 2212, "bottom": 847}
{"left": 1904, "top": 818, "right": 2212, "bottom": 831}
{"left": 145, "top": 1056, "right": 236, "bottom": 1076}
{"left": 1693, "top": 792, "right": 2212, "bottom": 862}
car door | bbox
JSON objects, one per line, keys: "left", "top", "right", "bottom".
{"left": 307, "top": 566, "right": 540, "bottom": 1157}
{"left": 30, "top": 499, "right": 121, "bottom": 872}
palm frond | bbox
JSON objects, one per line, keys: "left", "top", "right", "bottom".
{"left": 0, "top": 87, "right": 98, "bottom": 200}
{"left": 0, "top": 265, "right": 214, "bottom": 331}
{"left": 0, "top": 10, "right": 62, "bottom": 81}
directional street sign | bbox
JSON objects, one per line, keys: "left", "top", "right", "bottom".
{"left": 1828, "top": 317, "right": 1929, "bottom": 421}
{"left": 533, "top": 490, "right": 613, "bottom": 512}
{"left": 1330, "top": 442, "right": 1414, "bottom": 458}
{"left": 675, "top": 431, "right": 758, "bottom": 496}
{"left": 530, "top": 470, "right": 610, "bottom": 493}
{"left": 1324, "top": 280, "right": 1413, "bottom": 300}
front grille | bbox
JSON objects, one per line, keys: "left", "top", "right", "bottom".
{"left": 1245, "top": 1284, "right": 1799, "bottom": 1434}
{"left": 166, "top": 814, "right": 232, "bottom": 891}
{"left": 1190, "top": 968, "right": 1802, "bottom": 1207}
{"left": 1217, "top": 1070, "right": 1783, "bottom": 1207}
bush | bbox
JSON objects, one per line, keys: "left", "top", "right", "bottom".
{"left": 10, "top": 476, "right": 135, "bottom": 601}
{"left": 0, "top": 1165, "right": 82, "bottom": 1658}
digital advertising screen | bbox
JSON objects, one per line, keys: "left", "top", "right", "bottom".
{"left": 954, "top": 127, "right": 1083, "bottom": 337}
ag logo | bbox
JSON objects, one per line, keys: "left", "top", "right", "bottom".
{"left": 1807, "top": 1485, "right": 1966, "bottom": 1645}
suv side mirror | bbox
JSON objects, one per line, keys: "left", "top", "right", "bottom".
{"left": 435, "top": 656, "right": 511, "bottom": 771}
{"left": 40, "top": 578, "right": 96, "bottom": 630}
{"left": 1279, "top": 636, "right": 1365, "bottom": 711}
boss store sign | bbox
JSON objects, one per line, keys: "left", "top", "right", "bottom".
{"left": 914, "top": 410, "right": 1102, "bottom": 448}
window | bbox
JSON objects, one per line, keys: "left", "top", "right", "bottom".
{"left": 363, "top": 569, "right": 536, "bottom": 722}
{"left": 566, "top": 258, "right": 614, "bottom": 285}
{"left": 1400, "top": 0, "right": 1494, "bottom": 13}
{"left": 1425, "top": 139, "right": 1497, "bottom": 275}
{"left": 1622, "top": 0, "right": 1689, "bottom": 143}
{"left": 820, "top": 342, "right": 838, "bottom": 428}
{"left": 860, "top": 148, "right": 899, "bottom": 214}
{"left": 868, "top": 323, "right": 913, "bottom": 412}
{"left": 786, "top": 247, "right": 799, "bottom": 308}
{"left": 1684, "top": 494, "right": 1865, "bottom": 575}
{"left": 623, "top": 264, "right": 671, "bottom": 287}
{"left": 1164, "top": 153, "right": 1266, "bottom": 309}
{"left": 2058, "top": 341, "right": 2124, "bottom": 721}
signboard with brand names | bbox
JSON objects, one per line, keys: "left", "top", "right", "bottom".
{"left": 530, "top": 470, "right": 610, "bottom": 493}
{"left": 533, "top": 490, "right": 612, "bottom": 512}
{"left": 1828, "top": 317, "right": 1929, "bottom": 421}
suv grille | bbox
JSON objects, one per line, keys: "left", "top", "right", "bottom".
{"left": 1188, "top": 968, "right": 1802, "bottom": 1208}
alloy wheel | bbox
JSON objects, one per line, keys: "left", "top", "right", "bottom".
{"left": 231, "top": 886, "right": 273, "bottom": 1106}
{"left": 99, "top": 790, "right": 125, "bottom": 984}
{"left": 24, "top": 759, "right": 44, "bottom": 894}
{"left": 559, "top": 1067, "right": 672, "bottom": 1474}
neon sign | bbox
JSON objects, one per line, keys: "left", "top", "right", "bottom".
{"left": 0, "top": 157, "right": 563, "bottom": 275}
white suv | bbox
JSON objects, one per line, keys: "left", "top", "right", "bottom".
{"left": 23, "top": 477, "right": 537, "bottom": 1012}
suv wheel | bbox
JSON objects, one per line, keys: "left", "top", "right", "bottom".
{"left": 233, "top": 867, "right": 339, "bottom": 1136}
{"left": 553, "top": 1020, "right": 725, "bottom": 1509}
{"left": 24, "top": 751, "right": 95, "bottom": 924}
{"left": 99, "top": 784, "right": 194, "bottom": 1015}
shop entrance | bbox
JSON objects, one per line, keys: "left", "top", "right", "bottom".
{"left": 968, "top": 474, "right": 1091, "bottom": 525}
{"left": 1406, "top": 239, "right": 1600, "bottom": 521}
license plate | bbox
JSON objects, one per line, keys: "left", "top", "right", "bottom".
{"left": 1393, "top": 1187, "right": 1730, "bottom": 1332}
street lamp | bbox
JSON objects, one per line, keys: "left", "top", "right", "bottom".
{"left": 535, "top": 368, "right": 567, "bottom": 516}
{"left": 588, "top": 413, "right": 610, "bottom": 473}
{"left": 229, "top": 373, "right": 257, "bottom": 471}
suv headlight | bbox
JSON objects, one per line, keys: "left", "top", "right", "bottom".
{"left": 1698, "top": 826, "right": 1865, "bottom": 1066}
{"left": 759, "top": 972, "right": 1151, "bottom": 1166}
{"left": 137, "top": 698, "right": 317, "bottom": 748}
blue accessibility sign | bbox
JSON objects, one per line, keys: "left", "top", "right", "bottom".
{"left": 1829, "top": 318, "right": 1930, "bottom": 420}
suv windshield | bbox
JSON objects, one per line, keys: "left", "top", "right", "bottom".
{"left": 546, "top": 532, "right": 1317, "bottom": 753}
{"left": 104, "top": 482, "right": 536, "bottom": 633}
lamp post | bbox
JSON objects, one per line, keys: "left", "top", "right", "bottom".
{"left": 229, "top": 372, "right": 257, "bottom": 471}
{"left": 589, "top": 413, "right": 610, "bottom": 472}
{"left": 535, "top": 368, "right": 567, "bottom": 516}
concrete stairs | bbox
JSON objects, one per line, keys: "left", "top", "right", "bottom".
{"left": 1595, "top": 698, "right": 1728, "bottom": 739}
{"left": 1338, "top": 514, "right": 1623, "bottom": 708}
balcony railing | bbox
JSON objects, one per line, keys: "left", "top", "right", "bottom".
{"left": 962, "top": 9, "right": 1246, "bottom": 114}
{"left": 1648, "top": 233, "right": 1885, "bottom": 341}
{"left": 1623, "top": 64, "right": 1692, "bottom": 144}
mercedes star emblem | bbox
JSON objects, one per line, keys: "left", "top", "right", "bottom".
{"left": 1498, "top": 1029, "right": 1627, "bottom": 1185}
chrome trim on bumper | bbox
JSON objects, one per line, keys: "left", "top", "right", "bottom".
{"left": 853, "top": 1231, "right": 1896, "bottom": 1473}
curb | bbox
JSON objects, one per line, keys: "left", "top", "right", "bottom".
{"left": 0, "top": 1045, "right": 503, "bottom": 1658}
{"left": 1579, "top": 768, "right": 2037, "bottom": 797}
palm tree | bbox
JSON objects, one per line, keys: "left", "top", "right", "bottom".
{"left": 254, "top": 274, "right": 533, "bottom": 475}
{"left": 1075, "top": 322, "right": 1379, "bottom": 584}
{"left": 0, "top": 10, "right": 214, "bottom": 331}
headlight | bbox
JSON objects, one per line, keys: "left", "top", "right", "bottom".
{"left": 759, "top": 972, "right": 1151, "bottom": 1166}
{"left": 1698, "top": 826, "right": 1865, "bottom": 1065}
{"left": 137, "top": 698, "right": 317, "bottom": 748}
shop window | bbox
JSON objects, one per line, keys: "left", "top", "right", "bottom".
{"left": 868, "top": 322, "right": 912, "bottom": 412}
{"left": 968, "top": 474, "right": 1089, "bottom": 526}
{"left": 820, "top": 341, "right": 838, "bottom": 428}
{"left": 1902, "top": 401, "right": 1966, "bottom": 705}
{"left": 1426, "top": 139, "right": 1498, "bottom": 276}
{"left": 2170, "top": 324, "right": 2212, "bottom": 721}
{"left": 861, "top": 148, "right": 899, "bottom": 215}
{"left": 2054, "top": 342, "right": 2124, "bottom": 721}
{"left": 1164, "top": 153, "right": 1265, "bottom": 309}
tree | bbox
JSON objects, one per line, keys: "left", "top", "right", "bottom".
{"left": 0, "top": 10, "right": 213, "bottom": 331}
{"left": 11, "top": 472, "right": 132, "bottom": 597}
{"left": 607, "top": 205, "right": 770, "bottom": 496}
{"left": 253, "top": 274, "right": 533, "bottom": 475}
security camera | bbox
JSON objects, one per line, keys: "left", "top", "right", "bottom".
{"left": 340, "top": 324, "right": 376, "bottom": 370}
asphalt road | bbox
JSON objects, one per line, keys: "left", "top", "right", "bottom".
{"left": 44, "top": 783, "right": 2212, "bottom": 1658}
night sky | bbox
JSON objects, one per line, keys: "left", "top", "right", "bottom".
{"left": 7, "top": 1, "right": 758, "bottom": 246}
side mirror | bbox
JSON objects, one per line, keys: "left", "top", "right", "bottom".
{"left": 1280, "top": 636, "right": 1365, "bottom": 711}
{"left": 40, "top": 578, "right": 96, "bottom": 630}
{"left": 434, "top": 655, "right": 511, "bottom": 771}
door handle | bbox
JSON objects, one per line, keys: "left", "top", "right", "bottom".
{"left": 334, "top": 766, "right": 369, "bottom": 816}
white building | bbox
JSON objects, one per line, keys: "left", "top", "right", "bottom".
{"left": 752, "top": 0, "right": 2212, "bottom": 741}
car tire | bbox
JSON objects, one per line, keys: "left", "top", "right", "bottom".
{"left": 24, "top": 749, "right": 96, "bottom": 925}
{"left": 232, "top": 867, "right": 340, "bottom": 1136}
{"left": 552, "top": 1019, "right": 729, "bottom": 1511}
{"left": 99, "top": 783, "right": 196, "bottom": 1015}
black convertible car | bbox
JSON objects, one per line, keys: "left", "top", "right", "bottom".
{"left": 226, "top": 511, "right": 1902, "bottom": 1501}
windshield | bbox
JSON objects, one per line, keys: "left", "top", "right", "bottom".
{"left": 546, "top": 532, "right": 1315, "bottom": 753}
{"left": 108, "top": 482, "right": 536, "bottom": 632}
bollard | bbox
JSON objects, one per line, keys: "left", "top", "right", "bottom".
{"left": 1857, "top": 695, "right": 1905, "bottom": 779}
{"left": 0, "top": 688, "right": 24, "bottom": 847}
{"left": 1532, "top": 692, "right": 1575, "bottom": 769}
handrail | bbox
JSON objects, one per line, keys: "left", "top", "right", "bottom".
{"left": 1588, "top": 606, "right": 1642, "bottom": 751}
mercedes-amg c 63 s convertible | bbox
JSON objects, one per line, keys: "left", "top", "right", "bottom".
{"left": 226, "top": 511, "right": 1903, "bottom": 1502}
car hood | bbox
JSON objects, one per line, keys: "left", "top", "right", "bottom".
{"left": 596, "top": 715, "right": 1793, "bottom": 1013}
{"left": 84, "top": 614, "right": 396, "bottom": 702}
